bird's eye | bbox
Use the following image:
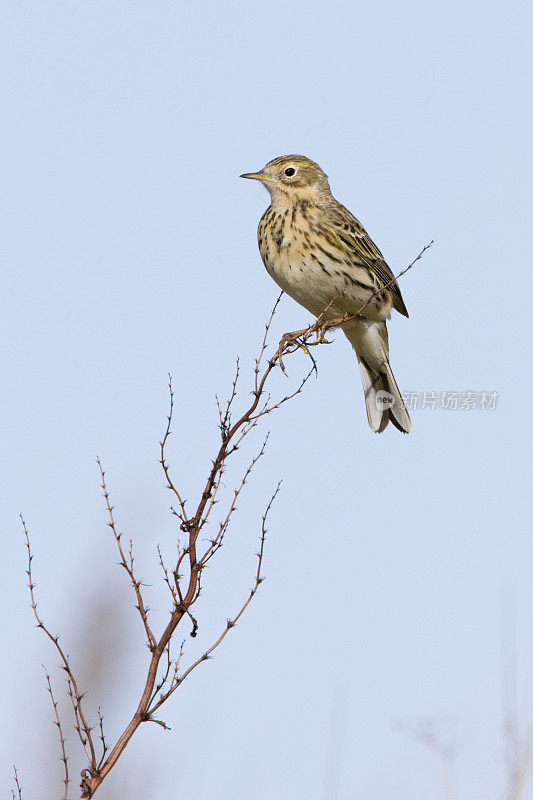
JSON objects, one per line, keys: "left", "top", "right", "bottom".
{"left": 284, "top": 167, "right": 296, "bottom": 177}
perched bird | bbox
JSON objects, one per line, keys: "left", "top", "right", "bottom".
{"left": 241, "top": 154, "right": 411, "bottom": 434}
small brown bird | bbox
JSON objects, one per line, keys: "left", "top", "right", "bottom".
{"left": 241, "top": 154, "right": 411, "bottom": 433}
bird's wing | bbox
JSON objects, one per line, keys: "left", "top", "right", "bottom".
{"left": 326, "top": 203, "right": 409, "bottom": 317}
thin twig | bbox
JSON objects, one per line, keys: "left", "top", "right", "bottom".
{"left": 148, "top": 483, "right": 278, "bottom": 715}
{"left": 159, "top": 375, "right": 189, "bottom": 526}
{"left": 21, "top": 516, "right": 97, "bottom": 772}
{"left": 339, "top": 239, "right": 433, "bottom": 323}
{"left": 200, "top": 433, "right": 270, "bottom": 568}
{"left": 254, "top": 292, "right": 284, "bottom": 388}
{"left": 157, "top": 545, "right": 179, "bottom": 607}
{"left": 12, "top": 766, "right": 22, "bottom": 800}
{"left": 95, "top": 708, "right": 109, "bottom": 772}
{"left": 44, "top": 669, "right": 70, "bottom": 800}
{"left": 97, "top": 459, "right": 157, "bottom": 651}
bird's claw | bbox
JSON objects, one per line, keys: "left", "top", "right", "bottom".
{"left": 276, "top": 329, "right": 313, "bottom": 374}
{"left": 311, "top": 325, "right": 333, "bottom": 346}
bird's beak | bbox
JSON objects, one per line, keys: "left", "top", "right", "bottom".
{"left": 240, "top": 171, "right": 268, "bottom": 182}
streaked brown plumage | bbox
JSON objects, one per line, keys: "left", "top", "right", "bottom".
{"left": 241, "top": 154, "right": 411, "bottom": 433}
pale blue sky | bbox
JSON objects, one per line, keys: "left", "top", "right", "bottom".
{"left": 1, "top": 1, "right": 532, "bottom": 798}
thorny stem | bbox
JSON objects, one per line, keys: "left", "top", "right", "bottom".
{"left": 22, "top": 517, "right": 97, "bottom": 772}
{"left": 97, "top": 458, "right": 157, "bottom": 651}
{"left": 12, "top": 766, "right": 22, "bottom": 800}
{"left": 148, "top": 483, "right": 279, "bottom": 715}
{"left": 44, "top": 669, "right": 70, "bottom": 800}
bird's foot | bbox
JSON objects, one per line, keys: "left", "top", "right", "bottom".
{"left": 276, "top": 328, "right": 313, "bottom": 374}
{"left": 310, "top": 323, "right": 334, "bottom": 346}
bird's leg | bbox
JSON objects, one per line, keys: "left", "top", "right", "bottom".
{"left": 310, "top": 320, "right": 334, "bottom": 346}
{"left": 276, "top": 327, "right": 313, "bottom": 373}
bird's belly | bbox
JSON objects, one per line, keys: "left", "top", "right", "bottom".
{"left": 264, "top": 249, "right": 390, "bottom": 322}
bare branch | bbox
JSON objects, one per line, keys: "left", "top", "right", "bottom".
{"left": 21, "top": 516, "right": 97, "bottom": 772}
{"left": 19, "top": 242, "right": 430, "bottom": 799}
{"left": 44, "top": 668, "right": 70, "bottom": 800}
{"left": 217, "top": 357, "right": 240, "bottom": 438}
{"left": 95, "top": 708, "right": 109, "bottom": 772}
{"left": 148, "top": 483, "right": 278, "bottom": 714}
{"left": 96, "top": 459, "right": 157, "bottom": 651}
{"left": 249, "top": 365, "right": 315, "bottom": 420}
{"left": 199, "top": 433, "right": 270, "bottom": 568}
{"left": 157, "top": 545, "right": 178, "bottom": 607}
{"left": 79, "top": 245, "right": 428, "bottom": 796}
{"left": 12, "top": 765, "right": 22, "bottom": 800}
{"left": 159, "top": 376, "right": 189, "bottom": 526}
{"left": 254, "top": 292, "right": 284, "bottom": 388}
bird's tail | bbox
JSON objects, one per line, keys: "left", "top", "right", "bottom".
{"left": 357, "top": 356, "right": 411, "bottom": 434}
{"left": 343, "top": 319, "right": 411, "bottom": 434}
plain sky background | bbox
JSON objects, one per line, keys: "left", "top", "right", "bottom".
{"left": 1, "top": 1, "right": 532, "bottom": 798}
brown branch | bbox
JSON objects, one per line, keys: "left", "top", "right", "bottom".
{"left": 148, "top": 483, "right": 278, "bottom": 715}
{"left": 249, "top": 365, "right": 315, "bottom": 420}
{"left": 21, "top": 516, "right": 97, "bottom": 773}
{"left": 149, "top": 640, "right": 175, "bottom": 704}
{"left": 252, "top": 292, "right": 284, "bottom": 384}
{"left": 81, "top": 296, "right": 301, "bottom": 795}
{"left": 159, "top": 375, "right": 189, "bottom": 527}
{"left": 199, "top": 433, "right": 270, "bottom": 568}
{"left": 96, "top": 459, "right": 157, "bottom": 651}
{"left": 95, "top": 708, "right": 109, "bottom": 772}
{"left": 12, "top": 765, "right": 22, "bottom": 800}
{"left": 217, "top": 356, "right": 240, "bottom": 438}
{"left": 44, "top": 669, "right": 70, "bottom": 800}
{"left": 21, "top": 241, "right": 430, "bottom": 799}
{"left": 65, "top": 672, "right": 94, "bottom": 768}
{"left": 157, "top": 545, "right": 178, "bottom": 607}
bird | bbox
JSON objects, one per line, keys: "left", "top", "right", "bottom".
{"left": 240, "top": 154, "right": 412, "bottom": 434}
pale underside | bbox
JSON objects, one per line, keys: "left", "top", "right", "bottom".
{"left": 263, "top": 244, "right": 390, "bottom": 323}
{"left": 257, "top": 200, "right": 401, "bottom": 325}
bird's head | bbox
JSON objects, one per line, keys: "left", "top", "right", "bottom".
{"left": 241, "top": 155, "right": 331, "bottom": 205}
